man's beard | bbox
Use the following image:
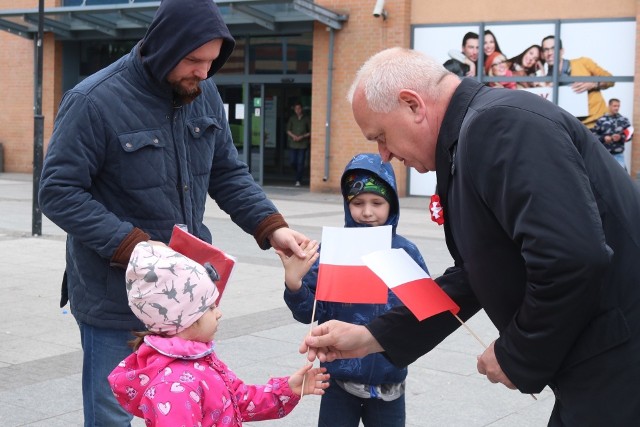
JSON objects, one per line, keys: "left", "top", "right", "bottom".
{"left": 171, "top": 78, "right": 202, "bottom": 97}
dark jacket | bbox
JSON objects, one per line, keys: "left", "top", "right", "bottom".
{"left": 368, "top": 79, "right": 640, "bottom": 424}
{"left": 284, "top": 153, "right": 429, "bottom": 385}
{"left": 39, "top": 0, "right": 280, "bottom": 330}
{"left": 591, "top": 112, "right": 631, "bottom": 154}
{"left": 443, "top": 59, "right": 470, "bottom": 77}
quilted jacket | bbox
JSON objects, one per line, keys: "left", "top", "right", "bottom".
{"left": 39, "top": 0, "right": 280, "bottom": 330}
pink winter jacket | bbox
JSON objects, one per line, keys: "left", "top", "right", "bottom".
{"left": 108, "top": 336, "right": 300, "bottom": 426}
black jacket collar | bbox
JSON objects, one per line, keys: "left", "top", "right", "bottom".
{"left": 435, "top": 77, "right": 484, "bottom": 265}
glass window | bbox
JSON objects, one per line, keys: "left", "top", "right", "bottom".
{"left": 412, "top": 20, "right": 634, "bottom": 128}
{"left": 79, "top": 40, "right": 137, "bottom": 80}
{"left": 248, "top": 33, "right": 312, "bottom": 75}
{"left": 218, "top": 38, "right": 246, "bottom": 75}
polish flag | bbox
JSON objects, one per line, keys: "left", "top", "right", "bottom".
{"left": 362, "top": 248, "right": 460, "bottom": 320}
{"left": 316, "top": 226, "right": 392, "bottom": 304}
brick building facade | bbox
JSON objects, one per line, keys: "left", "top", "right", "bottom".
{"left": 0, "top": 0, "right": 637, "bottom": 193}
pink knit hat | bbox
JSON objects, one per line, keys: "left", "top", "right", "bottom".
{"left": 126, "top": 242, "right": 220, "bottom": 335}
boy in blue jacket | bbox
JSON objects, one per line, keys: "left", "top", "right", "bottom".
{"left": 277, "top": 153, "right": 430, "bottom": 426}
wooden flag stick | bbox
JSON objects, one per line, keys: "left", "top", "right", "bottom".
{"left": 300, "top": 298, "right": 319, "bottom": 398}
{"left": 454, "top": 313, "right": 488, "bottom": 348}
{"left": 453, "top": 314, "right": 537, "bottom": 401}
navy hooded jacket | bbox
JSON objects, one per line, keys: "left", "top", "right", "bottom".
{"left": 283, "top": 153, "right": 430, "bottom": 386}
{"left": 39, "top": 0, "right": 281, "bottom": 330}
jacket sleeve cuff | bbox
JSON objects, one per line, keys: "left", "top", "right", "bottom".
{"left": 110, "top": 227, "right": 150, "bottom": 269}
{"left": 283, "top": 282, "right": 311, "bottom": 303}
{"left": 254, "top": 213, "right": 288, "bottom": 250}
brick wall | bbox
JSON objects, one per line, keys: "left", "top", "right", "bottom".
{"left": 1, "top": 0, "right": 638, "bottom": 183}
{"left": 0, "top": 0, "right": 60, "bottom": 173}
{"left": 310, "top": 0, "right": 412, "bottom": 196}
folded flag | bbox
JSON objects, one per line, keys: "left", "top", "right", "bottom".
{"left": 316, "top": 226, "right": 392, "bottom": 304}
{"left": 168, "top": 224, "right": 236, "bottom": 306}
{"left": 362, "top": 248, "right": 460, "bottom": 320}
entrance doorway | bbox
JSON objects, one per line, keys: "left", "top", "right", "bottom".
{"left": 218, "top": 83, "right": 311, "bottom": 186}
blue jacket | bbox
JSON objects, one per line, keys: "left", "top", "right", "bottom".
{"left": 39, "top": 0, "right": 280, "bottom": 330}
{"left": 284, "top": 153, "right": 430, "bottom": 385}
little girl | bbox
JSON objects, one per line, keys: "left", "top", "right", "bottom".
{"left": 108, "top": 241, "right": 329, "bottom": 426}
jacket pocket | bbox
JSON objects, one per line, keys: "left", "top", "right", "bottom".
{"left": 559, "top": 308, "right": 630, "bottom": 372}
{"left": 186, "top": 116, "right": 222, "bottom": 176}
{"left": 117, "top": 130, "right": 167, "bottom": 189}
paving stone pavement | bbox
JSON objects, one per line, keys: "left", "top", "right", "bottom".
{"left": 0, "top": 173, "right": 554, "bottom": 426}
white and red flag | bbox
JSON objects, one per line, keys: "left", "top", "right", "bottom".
{"left": 316, "top": 226, "right": 392, "bottom": 304}
{"left": 362, "top": 248, "right": 459, "bottom": 320}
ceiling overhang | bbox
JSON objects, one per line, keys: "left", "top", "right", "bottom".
{"left": 0, "top": 0, "right": 348, "bottom": 40}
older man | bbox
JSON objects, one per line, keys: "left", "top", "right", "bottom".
{"left": 302, "top": 47, "right": 640, "bottom": 426}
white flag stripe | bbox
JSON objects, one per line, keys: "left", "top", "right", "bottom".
{"left": 319, "top": 226, "right": 392, "bottom": 265}
{"left": 362, "top": 248, "right": 429, "bottom": 288}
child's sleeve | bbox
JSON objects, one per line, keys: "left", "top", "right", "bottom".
{"left": 283, "top": 255, "right": 326, "bottom": 323}
{"left": 230, "top": 375, "right": 301, "bottom": 422}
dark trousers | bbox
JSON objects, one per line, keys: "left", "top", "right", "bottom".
{"left": 317, "top": 379, "right": 405, "bottom": 427}
{"left": 289, "top": 147, "right": 307, "bottom": 183}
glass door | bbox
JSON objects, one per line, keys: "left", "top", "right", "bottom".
{"left": 219, "top": 83, "right": 311, "bottom": 186}
{"left": 218, "top": 84, "right": 264, "bottom": 184}
{"left": 249, "top": 83, "right": 265, "bottom": 184}
{"left": 218, "top": 85, "right": 245, "bottom": 159}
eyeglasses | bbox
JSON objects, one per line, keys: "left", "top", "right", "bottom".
{"left": 491, "top": 60, "right": 507, "bottom": 67}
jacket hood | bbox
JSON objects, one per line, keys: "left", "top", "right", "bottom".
{"left": 140, "top": 0, "right": 235, "bottom": 83}
{"left": 340, "top": 153, "right": 400, "bottom": 231}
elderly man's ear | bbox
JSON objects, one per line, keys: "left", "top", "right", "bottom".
{"left": 399, "top": 89, "right": 426, "bottom": 122}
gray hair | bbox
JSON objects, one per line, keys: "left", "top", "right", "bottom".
{"left": 347, "top": 47, "right": 450, "bottom": 113}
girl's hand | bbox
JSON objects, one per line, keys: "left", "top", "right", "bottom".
{"left": 276, "top": 240, "right": 319, "bottom": 292}
{"left": 288, "top": 364, "right": 330, "bottom": 396}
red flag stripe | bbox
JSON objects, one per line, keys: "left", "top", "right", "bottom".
{"left": 391, "top": 277, "right": 460, "bottom": 321}
{"left": 316, "top": 264, "right": 389, "bottom": 304}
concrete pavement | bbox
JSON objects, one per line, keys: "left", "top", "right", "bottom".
{"left": 0, "top": 172, "right": 554, "bottom": 426}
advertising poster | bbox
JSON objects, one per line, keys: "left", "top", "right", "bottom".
{"left": 410, "top": 19, "right": 636, "bottom": 196}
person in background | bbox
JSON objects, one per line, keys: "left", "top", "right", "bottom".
{"left": 38, "top": 1, "right": 309, "bottom": 425}
{"left": 591, "top": 98, "right": 632, "bottom": 170}
{"left": 278, "top": 153, "right": 430, "bottom": 427}
{"left": 541, "top": 35, "right": 613, "bottom": 128}
{"left": 483, "top": 30, "right": 502, "bottom": 58}
{"left": 508, "top": 44, "right": 544, "bottom": 88}
{"left": 301, "top": 47, "right": 640, "bottom": 426}
{"left": 485, "top": 52, "right": 516, "bottom": 89}
{"left": 109, "top": 242, "right": 330, "bottom": 426}
{"left": 444, "top": 31, "right": 479, "bottom": 77}
{"left": 287, "top": 102, "right": 312, "bottom": 187}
